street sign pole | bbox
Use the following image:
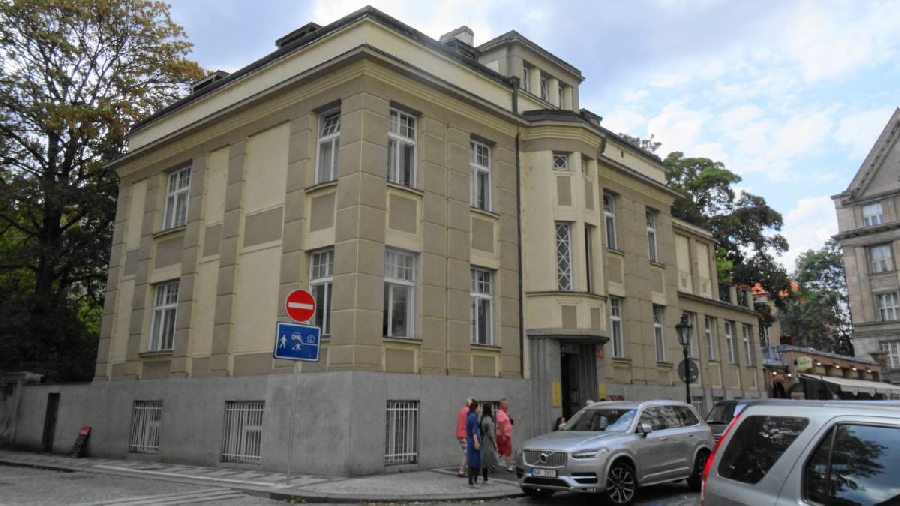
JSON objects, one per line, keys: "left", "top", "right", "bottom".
{"left": 286, "top": 360, "right": 297, "bottom": 485}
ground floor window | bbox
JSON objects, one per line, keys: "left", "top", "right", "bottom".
{"left": 221, "top": 401, "right": 264, "bottom": 464}
{"left": 385, "top": 400, "right": 419, "bottom": 465}
{"left": 882, "top": 340, "right": 900, "bottom": 369}
{"left": 129, "top": 400, "right": 162, "bottom": 454}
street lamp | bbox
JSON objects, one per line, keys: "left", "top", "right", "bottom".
{"left": 676, "top": 313, "right": 693, "bottom": 405}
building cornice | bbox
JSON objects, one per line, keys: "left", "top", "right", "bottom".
{"left": 477, "top": 30, "right": 584, "bottom": 80}
{"left": 678, "top": 291, "right": 759, "bottom": 316}
{"left": 598, "top": 155, "right": 680, "bottom": 202}
{"left": 833, "top": 220, "right": 900, "bottom": 242}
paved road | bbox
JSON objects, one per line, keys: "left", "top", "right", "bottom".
{"left": 438, "top": 480, "right": 698, "bottom": 506}
{"left": 0, "top": 465, "right": 282, "bottom": 506}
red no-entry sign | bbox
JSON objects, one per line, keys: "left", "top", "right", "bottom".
{"left": 285, "top": 289, "right": 316, "bottom": 323}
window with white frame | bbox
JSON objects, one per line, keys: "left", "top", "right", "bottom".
{"left": 470, "top": 267, "right": 494, "bottom": 345}
{"left": 876, "top": 292, "right": 899, "bottom": 321}
{"left": 129, "top": 401, "right": 162, "bottom": 454}
{"left": 150, "top": 280, "right": 179, "bottom": 351}
{"left": 163, "top": 166, "right": 191, "bottom": 230}
{"left": 742, "top": 323, "right": 755, "bottom": 366}
{"left": 646, "top": 208, "right": 659, "bottom": 262}
{"left": 557, "top": 84, "right": 564, "bottom": 107}
{"left": 470, "top": 140, "right": 491, "bottom": 211}
{"left": 653, "top": 305, "right": 666, "bottom": 362}
{"left": 881, "top": 341, "right": 900, "bottom": 368}
{"left": 315, "top": 109, "right": 341, "bottom": 183}
{"left": 388, "top": 108, "right": 416, "bottom": 187}
{"left": 610, "top": 297, "right": 624, "bottom": 358}
{"left": 221, "top": 401, "right": 264, "bottom": 464}
{"left": 760, "top": 324, "right": 771, "bottom": 348}
{"left": 869, "top": 244, "right": 895, "bottom": 273}
{"left": 603, "top": 192, "right": 618, "bottom": 249}
{"left": 540, "top": 73, "right": 549, "bottom": 101}
{"left": 863, "top": 202, "right": 884, "bottom": 227}
{"left": 705, "top": 316, "right": 717, "bottom": 361}
{"left": 385, "top": 400, "right": 419, "bottom": 464}
{"left": 585, "top": 226, "right": 594, "bottom": 293}
{"left": 555, "top": 222, "right": 573, "bottom": 291}
{"left": 522, "top": 65, "right": 530, "bottom": 92}
{"left": 725, "top": 321, "right": 737, "bottom": 364}
{"left": 309, "top": 248, "right": 333, "bottom": 336}
{"left": 686, "top": 312, "right": 698, "bottom": 359}
{"left": 553, "top": 152, "right": 569, "bottom": 170}
{"left": 384, "top": 249, "right": 416, "bottom": 338}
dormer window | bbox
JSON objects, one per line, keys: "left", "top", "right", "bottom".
{"left": 863, "top": 202, "right": 884, "bottom": 227}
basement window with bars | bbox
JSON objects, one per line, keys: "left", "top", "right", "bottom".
{"left": 385, "top": 400, "right": 419, "bottom": 465}
{"left": 129, "top": 401, "right": 162, "bottom": 454}
{"left": 221, "top": 401, "right": 265, "bottom": 464}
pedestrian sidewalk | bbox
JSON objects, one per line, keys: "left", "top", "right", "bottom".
{"left": 0, "top": 449, "right": 523, "bottom": 503}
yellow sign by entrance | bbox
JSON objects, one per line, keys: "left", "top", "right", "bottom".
{"left": 598, "top": 382, "right": 607, "bottom": 400}
{"left": 796, "top": 356, "right": 813, "bottom": 370}
{"left": 552, "top": 381, "right": 562, "bottom": 407}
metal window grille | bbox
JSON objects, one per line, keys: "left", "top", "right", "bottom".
{"left": 470, "top": 140, "right": 491, "bottom": 210}
{"left": 316, "top": 110, "right": 341, "bottom": 183}
{"left": 221, "top": 401, "right": 265, "bottom": 464}
{"left": 553, "top": 152, "right": 569, "bottom": 170}
{"left": 385, "top": 401, "right": 419, "bottom": 465}
{"left": 610, "top": 297, "right": 624, "bottom": 358}
{"left": 150, "top": 280, "right": 179, "bottom": 351}
{"left": 556, "top": 222, "right": 573, "bottom": 291}
{"left": 470, "top": 267, "right": 494, "bottom": 345}
{"left": 129, "top": 401, "right": 162, "bottom": 454}
{"left": 163, "top": 166, "right": 191, "bottom": 229}
{"left": 653, "top": 305, "right": 666, "bottom": 362}
{"left": 388, "top": 108, "right": 416, "bottom": 187}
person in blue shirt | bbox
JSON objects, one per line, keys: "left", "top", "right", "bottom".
{"left": 465, "top": 398, "right": 483, "bottom": 487}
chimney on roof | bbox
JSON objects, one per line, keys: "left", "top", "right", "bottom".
{"left": 276, "top": 22, "right": 322, "bottom": 49}
{"left": 191, "top": 70, "right": 230, "bottom": 94}
{"left": 440, "top": 26, "right": 474, "bottom": 47}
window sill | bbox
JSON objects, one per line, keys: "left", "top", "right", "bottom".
{"left": 471, "top": 343, "right": 502, "bottom": 351}
{"left": 387, "top": 182, "right": 423, "bottom": 197}
{"left": 139, "top": 350, "right": 173, "bottom": 358}
{"left": 612, "top": 356, "right": 631, "bottom": 363}
{"left": 471, "top": 207, "right": 500, "bottom": 220}
{"left": 153, "top": 226, "right": 186, "bottom": 239}
{"left": 606, "top": 248, "right": 625, "bottom": 257}
{"left": 869, "top": 269, "right": 897, "bottom": 276}
{"left": 306, "top": 180, "right": 338, "bottom": 194}
{"left": 383, "top": 336, "right": 422, "bottom": 345}
{"left": 657, "top": 361, "right": 674, "bottom": 368}
{"left": 650, "top": 261, "right": 666, "bottom": 268}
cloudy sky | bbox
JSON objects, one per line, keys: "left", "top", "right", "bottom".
{"left": 170, "top": 0, "right": 899, "bottom": 271}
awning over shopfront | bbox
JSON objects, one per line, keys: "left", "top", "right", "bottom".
{"left": 800, "top": 374, "right": 900, "bottom": 396}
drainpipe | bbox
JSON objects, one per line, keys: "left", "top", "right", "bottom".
{"left": 508, "top": 76, "right": 525, "bottom": 376}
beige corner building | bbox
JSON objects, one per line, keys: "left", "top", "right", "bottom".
{"left": 833, "top": 108, "right": 900, "bottom": 385}
{"left": 4, "top": 7, "right": 764, "bottom": 475}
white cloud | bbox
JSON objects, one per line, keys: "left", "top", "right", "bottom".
{"left": 769, "top": 111, "right": 835, "bottom": 160}
{"left": 601, "top": 109, "right": 648, "bottom": 137}
{"left": 833, "top": 107, "right": 895, "bottom": 160}
{"left": 623, "top": 88, "right": 648, "bottom": 102}
{"left": 647, "top": 101, "right": 711, "bottom": 157}
{"left": 779, "top": 195, "right": 839, "bottom": 271}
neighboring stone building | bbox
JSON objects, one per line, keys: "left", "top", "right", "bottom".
{"left": 833, "top": 108, "right": 900, "bottom": 385}
{"left": 2, "top": 7, "right": 764, "bottom": 474}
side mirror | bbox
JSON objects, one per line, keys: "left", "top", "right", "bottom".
{"left": 637, "top": 422, "right": 652, "bottom": 436}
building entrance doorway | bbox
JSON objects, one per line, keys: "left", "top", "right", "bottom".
{"left": 560, "top": 344, "right": 599, "bottom": 419}
{"left": 42, "top": 393, "right": 59, "bottom": 452}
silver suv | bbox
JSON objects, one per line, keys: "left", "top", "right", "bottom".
{"left": 702, "top": 400, "right": 900, "bottom": 506}
{"left": 516, "top": 400, "right": 714, "bottom": 505}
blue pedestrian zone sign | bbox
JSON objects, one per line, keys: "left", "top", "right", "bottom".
{"left": 274, "top": 322, "right": 321, "bottom": 362}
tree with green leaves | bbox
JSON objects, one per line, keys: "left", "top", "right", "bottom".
{"left": 618, "top": 133, "right": 662, "bottom": 155}
{"left": 0, "top": 0, "right": 205, "bottom": 380}
{"left": 663, "top": 152, "right": 792, "bottom": 303}
{"left": 780, "top": 240, "right": 853, "bottom": 355}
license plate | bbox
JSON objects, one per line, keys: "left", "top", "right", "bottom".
{"left": 531, "top": 468, "right": 556, "bottom": 477}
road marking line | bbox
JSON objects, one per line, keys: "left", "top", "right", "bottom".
{"left": 92, "top": 465, "right": 282, "bottom": 487}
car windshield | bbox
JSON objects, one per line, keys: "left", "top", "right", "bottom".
{"left": 706, "top": 403, "right": 736, "bottom": 424}
{"left": 563, "top": 408, "right": 637, "bottom": 432}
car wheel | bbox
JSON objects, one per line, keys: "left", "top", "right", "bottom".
{"left": 686, "top": 450, "right": 710, "bottom": 491}
{"left": 603, "top": 461, "right": 637, "bottom": 505}
{"left": 522, "top": 487, "right": 555, "bottom": 499}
